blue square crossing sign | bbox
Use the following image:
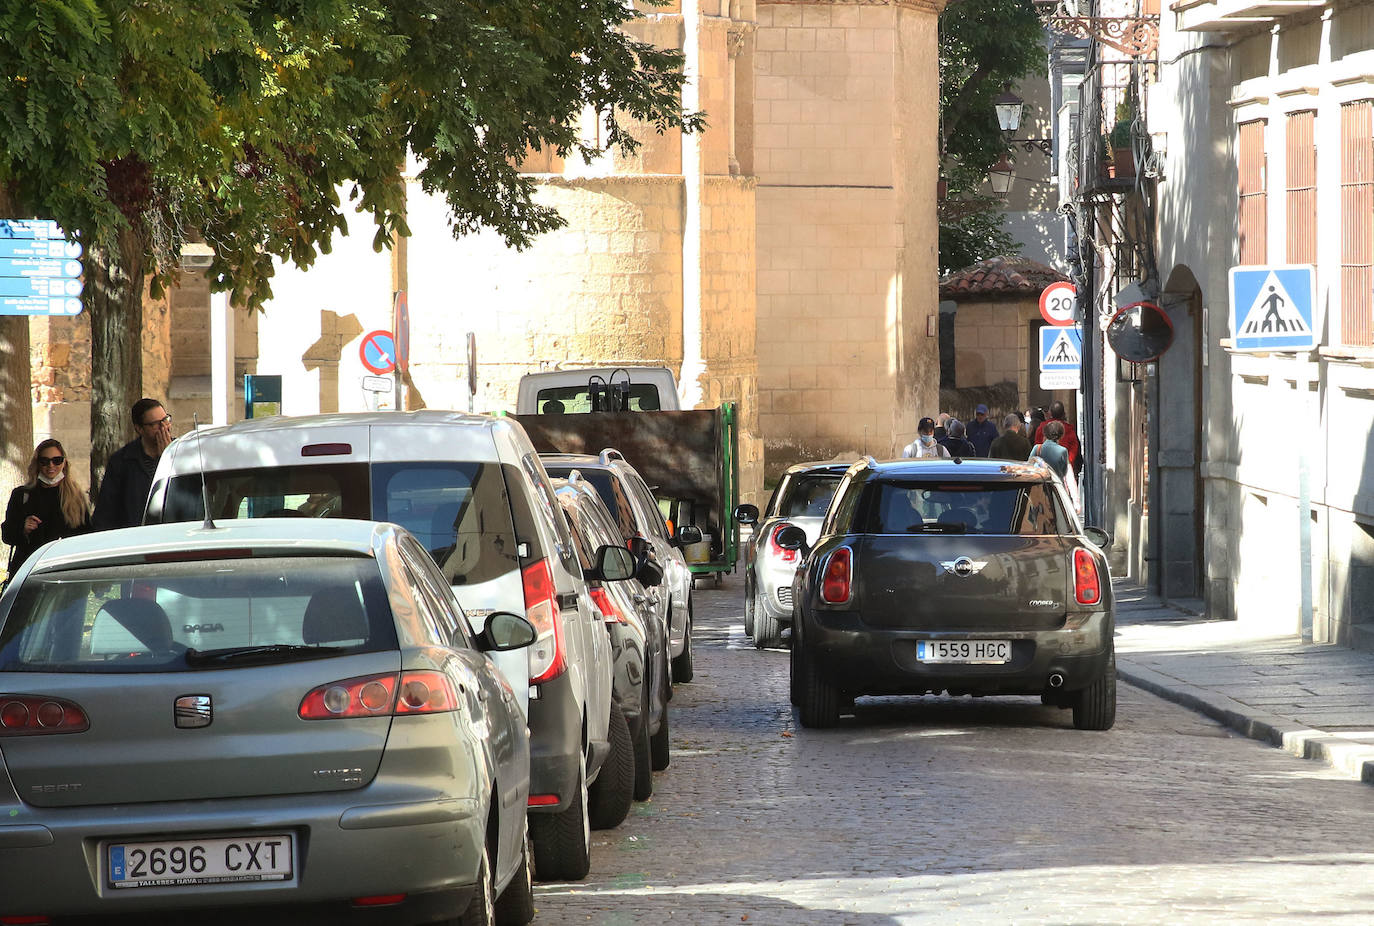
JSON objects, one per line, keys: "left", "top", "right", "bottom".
{"left": 1228, "top": 265, "right": 1316, "bottom": 352}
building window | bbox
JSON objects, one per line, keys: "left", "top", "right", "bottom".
{"left": 1286, "top": 110, "right": 1317, "bottom": 265}
{"left": 1341, "top": 100, "right": 1374, "bottom": 347}
{"left": 1237, "top": 120, "right": 1268, "bottom": 265}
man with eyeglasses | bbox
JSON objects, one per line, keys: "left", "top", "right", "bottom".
{"left": 93, "top": 398, "right": 174, "bottom": 530}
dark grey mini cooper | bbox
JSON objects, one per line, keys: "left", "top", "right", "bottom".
{"left": 780, "top": 457, "right": 1116, "bottom": 730}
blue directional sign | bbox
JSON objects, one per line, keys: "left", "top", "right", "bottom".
{"left": 1229, "top": 265, "right": 1316, "bottom": 352}
{"left": 0, "top": 237, "right": 82, "bottom": 260}
{"left": 0, "top": 219, "right": 83, "bottom": 315}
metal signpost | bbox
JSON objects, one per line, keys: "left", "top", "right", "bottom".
{"left": 0, "top": 220, "right": 84, "bottom": 316}
{"left": 392, "top": 291, "right": 409, "bottom": 411}
{"left": 1229, "top": 264, "right": 1318, "bottom": 639}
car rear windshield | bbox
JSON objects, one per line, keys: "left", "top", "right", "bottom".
{"left": 536, "top": 383, "right": 663, "bottom": 413}
{"left": 546, "top": 468, "right": 642, "bottom": 540}
{"left": 0, "top": 556, "right": 395, "bottom": 673}
{"left": 162, "top": 462, "right": 518, "bottom": 585}
{"left": 865, "top": 480, "right": 1067, "bottom": 535}
{"left": 774, "top": 473, "right": 843, "bottom": 519}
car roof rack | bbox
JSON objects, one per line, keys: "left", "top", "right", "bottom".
{"left": 598, "top": 448, "right": 626, "bottom": 465}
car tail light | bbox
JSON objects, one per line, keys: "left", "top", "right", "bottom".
{"left": 589, "top": 587, "right": 624, "bottom": 624}
{"left": 523, "top": 559, "right": 566, "bottom": 684}
{"left": 820, "top": 548, "right": 852, "bottom": 604}
{"left": 1074, "top": 548, "right": 1102, "bottom": 605}
{"left": 769, "top": 523, "right": 798, "bottom": 563}
{"left": 299, "top": 672, "right": 458, "bottom": 720}
{"left": 0, "top": 696, "right": 89, "bottom": 736}
{"left": 527, "top": 794, "right": 560, "bottom": 807}
{"left": 393, "top": 672, "right": 459, "bottom": 714}
{"left": 1, "top": 916, "right": 53, "bottom": 925}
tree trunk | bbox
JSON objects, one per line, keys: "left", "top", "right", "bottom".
{"left": 0, "top": 186, "right": 34, "bottom": 514}
{"left": 0, "top": 316, "right": 33, "bottom": 502}
{"left": 87, "top": 225, "right": 147, "bottom": 497}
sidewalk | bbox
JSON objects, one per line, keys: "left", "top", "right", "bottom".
{"left": 1113, "top": 579, "right": 1374, "bottom": 784}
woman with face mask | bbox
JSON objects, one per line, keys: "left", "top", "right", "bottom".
{"left": 901, "top": 417, "right": 952, "bottom": 459}
{"left": 3, "top": 439, "right": 92, "bottom": 577}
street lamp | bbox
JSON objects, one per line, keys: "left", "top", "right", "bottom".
{"left": 993, "top": 86, "right": 1055, "bottom": 156}
{"left": 994, "top": 87, "right": 1024, "bottom": 135}
{"left": 988, "top": 156, "right": 1015, "bottom": 198}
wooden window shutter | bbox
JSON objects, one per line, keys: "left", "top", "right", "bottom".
{"left": 1341, "top": 100, "right": 1374, "bottom": 347}
{"left": 1286, "top": 110, "right": 1317, "bottom": 265}
{"left": 1238, "top": 120, "right": 1268, "bottom": 266}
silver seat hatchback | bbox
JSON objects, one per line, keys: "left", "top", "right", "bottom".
{"left": 0, "top": 519, "right": 536, "bottom": 925}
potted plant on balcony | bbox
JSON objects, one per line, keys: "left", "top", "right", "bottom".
{"left": 1109, "top": 102, "right": 1135, "bottom": 179}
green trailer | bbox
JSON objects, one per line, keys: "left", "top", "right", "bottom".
{"left": 509, "top": 402, "right": 741, "bottom": 583}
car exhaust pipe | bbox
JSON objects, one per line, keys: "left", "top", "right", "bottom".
{"left": 1047, "top": 673, "right": 1065, "bottom": 689}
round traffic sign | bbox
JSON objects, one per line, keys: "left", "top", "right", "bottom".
{"left": 360, "top": 330, "right": 397, "bottom": 375}
{"left": 1039, "top": 281, "right": 1077, "bottom": 326}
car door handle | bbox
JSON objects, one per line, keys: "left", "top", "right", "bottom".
{"left": 633, "top": 593, "right": 647, "bottom": 604}
{"left": 557, "top": 593, "right": 580, "bottom": 611}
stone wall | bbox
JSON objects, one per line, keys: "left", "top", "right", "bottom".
{"left": 755, "top": 0, "right": 944, "bottom": 480}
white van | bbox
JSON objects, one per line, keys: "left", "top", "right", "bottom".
{"left": 144, "top": 411, "right": 618, "bottom": 880}
{"left": 516, "top": 366, "right": 681, "bottom": 414}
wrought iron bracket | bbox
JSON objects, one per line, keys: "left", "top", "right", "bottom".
{"left": 1014, "top": 137, "right": 1055, "bottom": 156}
{"left": 1045, "top": 14, "right": 1159, "bottom": 57}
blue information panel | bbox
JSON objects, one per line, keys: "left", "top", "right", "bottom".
{"left": 0, "top": 219, "right": 83, "bottom": 315}
{"left": 1228, "top": 265, "right": 1316, "bottom": 352}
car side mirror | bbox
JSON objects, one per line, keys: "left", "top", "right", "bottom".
{"left": 734, "top": 503, "right": 759, "bottom": 526}
{"left": 636, "top": 558, "right": 664, "bottom": 587}
{"left": 594, "top": 544, "right": 637, "bottom": 582}
{"left": 774, "top": 524, "right": 808, "bottom": 554}
{"left": 480, "top": 612, "right": 537, "bottom": 651}
{"left": 1083, "top": 526, "right": 1112, "bottom": 550}
{"left": 674, "top": 524, "right": 703, "bottom": 547}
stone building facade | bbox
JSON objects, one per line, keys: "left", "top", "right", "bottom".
{"left": 27, "top": 0, "right": 950, "bottom": 510}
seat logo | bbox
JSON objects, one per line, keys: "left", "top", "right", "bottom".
{"left": 175, "top": 695, "right": 213, "bottom": 729}
{"left": 940, "top": 557, "right": 987, "bottom": 578}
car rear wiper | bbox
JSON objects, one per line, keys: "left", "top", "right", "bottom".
{"left": 185, "top": 644, "right": 348, "bottom": 667}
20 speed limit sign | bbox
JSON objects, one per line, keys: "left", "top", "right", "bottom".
{"left": 1039, "top": 281, "right": 1077, "bottom": 327}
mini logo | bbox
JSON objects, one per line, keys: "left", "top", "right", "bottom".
{"left": 940, "top": 557, "right": 988, "bottom": 578}
{"left": 175, "top": 695, "right": 212, "bottom": 729}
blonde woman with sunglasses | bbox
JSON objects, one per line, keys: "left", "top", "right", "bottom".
{"left": 3, "top": 439, "right": 92, "bottom": 575}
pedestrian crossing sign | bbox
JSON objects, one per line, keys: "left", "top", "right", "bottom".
{"left": 1228, "top": 265, "right": 1316, "bottom": 352}
{"left": 1038, "top": 325, "right": 1082, "bottom": 390}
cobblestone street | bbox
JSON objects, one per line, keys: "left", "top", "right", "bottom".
{"left": 535, "top": 575, "right": 1374, "bottom": 924}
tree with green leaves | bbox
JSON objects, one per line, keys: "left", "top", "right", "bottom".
{"left": 0, "top": 0, "right": 701, "bottom": 489}
{"left": 938, "top": 0, "right": 1047, "bottom": 274}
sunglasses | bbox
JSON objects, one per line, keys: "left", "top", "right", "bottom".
{"left": 141, "top": 415, "right": 172, "bottom": 428}
{"left": 38, "top": 456, "right": 64, "bottom": 466}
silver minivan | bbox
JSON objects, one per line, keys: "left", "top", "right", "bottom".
{"left": 145, "top": 411, "right": 615, "bottom": 881}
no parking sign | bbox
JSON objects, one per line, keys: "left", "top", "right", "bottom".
{"left": 360, "top": 330, "right": 397, "bottom": 375}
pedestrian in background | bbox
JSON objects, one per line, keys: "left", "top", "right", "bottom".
{"left": 3, "top": 439, "right": 91, "bottom": 575}
{"left": 941, "top": 419, "right": 977, "bottom": 458}
{"left": 902, "top": 416, "right": 951, "bottom": 459}
{"left": 1027, "top": 407, "right": 1047, "bottom": 444}
{"left": 966, "top": 404, "right": 998, "bottom": 457}
{"left": 93, "top": 398, "right": 174, "bottom": 531}
{"left": 1030, "top": 420, "right": 1070, "bottom": 480}
{"left": 1033, "top": 400, "right": 1081, "bottom": 478}
{"left": 990, "top": 413, "right": 1031, "bottom": 461}
{"left": 933, "top": 412, "right": 951, "bottom": 442}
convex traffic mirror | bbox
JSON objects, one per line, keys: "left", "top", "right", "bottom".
{"left": 1107, "top": 301, "right": 1174, "bottom": 362}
